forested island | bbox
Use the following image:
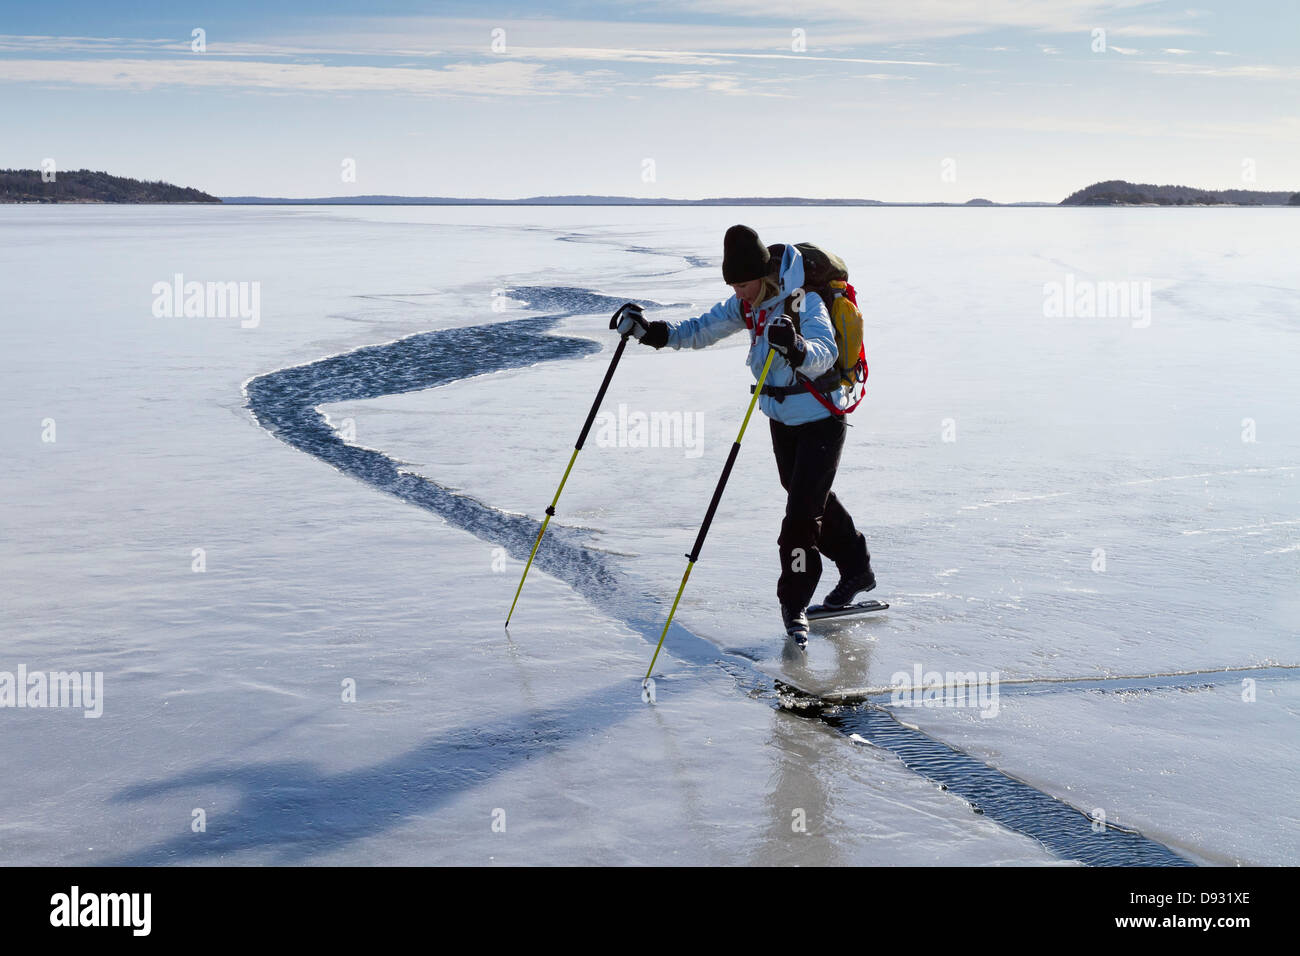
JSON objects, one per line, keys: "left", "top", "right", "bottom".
{"left": 0, "top": 169, "right": 220, "bottom": 203}
{"left": 1061, "top": 180, "right": 1295, "bottom": 206}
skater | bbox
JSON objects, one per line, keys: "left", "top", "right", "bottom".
{"left": 611, "top": 224, "right": 875, "bottom": 644}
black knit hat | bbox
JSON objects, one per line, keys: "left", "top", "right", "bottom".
{"left": 722, "top": 224, "right": 770, "bottom": 284}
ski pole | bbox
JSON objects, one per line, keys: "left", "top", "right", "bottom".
{"left": 506, "top": 331, "right": 632, "bottom": 627}
{"left": 643, "top": 347, "right": 777, "bottom": 689}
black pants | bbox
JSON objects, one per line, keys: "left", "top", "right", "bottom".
{"left": 770, "top": 415, "right": 869, "bottom": 609}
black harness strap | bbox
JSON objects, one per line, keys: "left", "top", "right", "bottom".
{"left": 751, "top": 368, "right": 843, "bottom": 402}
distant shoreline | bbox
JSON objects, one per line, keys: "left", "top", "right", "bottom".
{"left": 31, "top": 200, "right": 1289, "bottom": 207}
{"left": 218, "top": 199, "right": 1063, "bottom": 207}
{"left": 6, "top": 200, "right": 1293, "bottom": 208}
{"left": 5, "top": 198, "right": 1294, "bottom": 208}
{"left": 3, "top": 170, "right": 1296, "bottom": 206}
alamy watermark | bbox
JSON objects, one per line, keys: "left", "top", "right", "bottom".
{"left": 50, "top": 886, "right": 150, "bottom": 936}
{"left": 1, "top": 665, "right": 103, "bottom": 718}
{"left": 1043, "top": 274, "right": 1151, "bottom": 328}
{"left": 593, "top": 403, "right": 704, "bottom": 458}
{"left": 152, "top": 274, "right": 261, "bottom": 328}
{"left": 890, "top": 663, "right": 1000, "bottom": 718}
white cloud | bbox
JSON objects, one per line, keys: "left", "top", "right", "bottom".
{"left": 0, "top": 57, "right": 592, "bottom": 96}
{"left": 507, "top": 46, "right": 949, "bottom": 68}
{"left": 0, "top": 5, "right": 1203, "bottom": 65}
{"left": 0, "top": 33, "right": 445, "bottom": 59}
{"left": 1143, "top": 61, "right": 1300, "bottom": 80}
{"left": 0, "top": 48, "right": 936, "bottom": 98}
{"left": 647, "top": 71, "right": 755, "bottom": 95}
{"left": 638, "top": 0, "right": 1204, "bottom": 41}
{"left": 1103, "top": 24, "right": 1202, "bottom": 37}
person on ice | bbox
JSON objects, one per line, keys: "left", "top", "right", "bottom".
{"left": 611, "top": 224, "right": 875, "bottom": 644}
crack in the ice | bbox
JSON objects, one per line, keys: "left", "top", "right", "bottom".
{"left": 241, "top": 287, "right": 1199, "bottom": 867}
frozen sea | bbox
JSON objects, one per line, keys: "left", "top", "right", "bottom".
{"left": 1, "top": 204, "right": 1296, "bottom": 866}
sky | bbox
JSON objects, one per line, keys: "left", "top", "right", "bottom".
{"left": 1, "top": 1, "right": 1297, "bottom": 202}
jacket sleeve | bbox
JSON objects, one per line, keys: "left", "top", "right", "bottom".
{"left": 785, "top": 291, "right": 838, "bottom": 377}
{"left": 666, "top": 296, "right": 747, "bottom": 350}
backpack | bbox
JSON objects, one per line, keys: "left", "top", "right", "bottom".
{"left": 750, "top": 242, "right": 868, "bottom": 416}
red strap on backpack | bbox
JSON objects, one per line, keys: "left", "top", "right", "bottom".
{"left": 842, "top": 281, "right": 867, "bottom": 385}
{"left": 847, "top": 278, "right": 868, "bottom": 382}
{"left": 746, "top": 285, "right": 868, "bottom": 416}
{"left": 796, "top": 283, "right": 867, "bottom": 416}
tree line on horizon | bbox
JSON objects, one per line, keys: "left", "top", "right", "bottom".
{"left": 1061, "top": 179, "right": 1296, "bottom": 206}
{"left": 1, "top": 168, "right": 1296, "bottom": 205}
{"left": 0, "top": 169, "right": 220, "bottom": 203}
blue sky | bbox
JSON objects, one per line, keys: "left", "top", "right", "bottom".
{"left": 2, "top": 1, "right": 1297, "bottom": 201}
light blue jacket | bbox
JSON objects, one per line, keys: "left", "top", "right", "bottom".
{"left": 664, "top": 243, "right": 848, "bottom": 426}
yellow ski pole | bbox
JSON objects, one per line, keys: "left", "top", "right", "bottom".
{"left": 506, "top": 331, "right": 631, "bottom": 627}
{"left": 643, "top": 348, "right": 777, "bottom": 696}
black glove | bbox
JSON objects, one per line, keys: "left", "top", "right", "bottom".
{"left": 764, "top": 316, "right": 806, "bottom": 368}
{"left": 609, "top": 302, "right": 668, "bottom": 349}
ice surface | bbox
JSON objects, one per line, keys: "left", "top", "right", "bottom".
{"left": 2, "top": 204, "right": 1295, "bottom": 865}
{"left": 889, "top": 676, "right": 1300, "bottom": 865}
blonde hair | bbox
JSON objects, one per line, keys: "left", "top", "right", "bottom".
{"left": 753, "top": 274, "right": 781, "bottom": 305}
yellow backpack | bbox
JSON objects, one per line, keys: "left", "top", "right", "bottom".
{"left": 776, "top": 242, "right": 868, "bottom": 415}
{"left": 820, "top": 278, "right": 867, "bottom": 404}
